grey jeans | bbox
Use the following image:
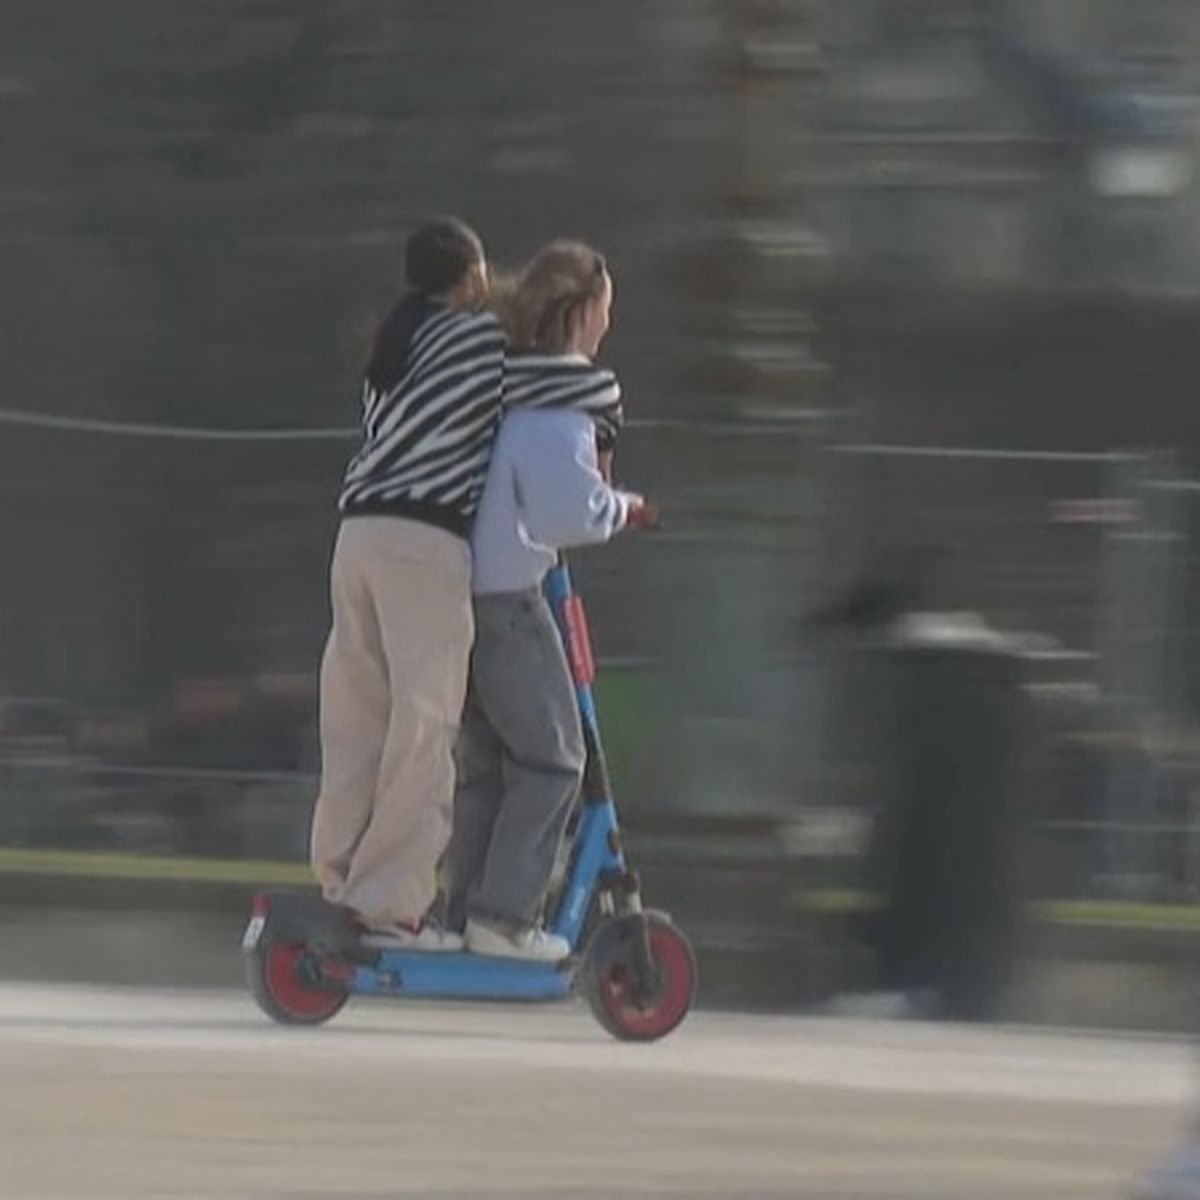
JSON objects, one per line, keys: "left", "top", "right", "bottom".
{"left": 442, "top": 588, "right": 586, "bottom": 933}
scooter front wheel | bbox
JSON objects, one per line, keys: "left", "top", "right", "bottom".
{"left": 582, "top": 911, "right": 697, "bottom": 1042}
{"left": 246, "top": 939, "right": 348, "bottom": 1026}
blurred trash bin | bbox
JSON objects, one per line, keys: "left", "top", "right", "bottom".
{"left": 863, "top": 614, "right": 1036, "bottom": 1020}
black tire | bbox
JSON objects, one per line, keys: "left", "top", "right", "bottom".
{"left": 582, "top": 911, "right": 697, "bottom": 1042}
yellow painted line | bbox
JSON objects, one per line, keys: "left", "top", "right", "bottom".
{"left": 793, "top": 889, "right": 1200, "bottom": 931}
{"left": 0, "top": 847, "right": 310, "bottom": 886}
{"left": 2, "top": 849, "right": 1198, "bottom": 931}
{"left": 1031, "top": 899, "right": 1200, "bottom": 931}
{"left": 796, "top": 889, "right": 874, "bottom": 915}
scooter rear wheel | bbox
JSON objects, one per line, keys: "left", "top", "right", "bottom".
{"left": 246, "top": 939, "right": 348, "bottom": 1026}
{"left": 583, "top": 912, "right": 697, "bottom": 1042}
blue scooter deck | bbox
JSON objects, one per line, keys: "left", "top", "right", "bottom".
{"left": 351, "top": 949, "right": 576, "bottom": 1001}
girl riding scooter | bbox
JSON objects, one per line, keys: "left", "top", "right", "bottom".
{"left": 442, "top": 241, "right": 655, "bottom": 961}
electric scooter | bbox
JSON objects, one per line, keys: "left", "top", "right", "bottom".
{"left": 243, "top": 557, "right": 697, "bottom": 1041}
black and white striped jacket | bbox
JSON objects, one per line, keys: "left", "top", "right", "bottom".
{"left": 504, "top": 352, "right": 623, "bottom": 451}
{"left": 339, "top": 298, "right": 623, "bottom": 538}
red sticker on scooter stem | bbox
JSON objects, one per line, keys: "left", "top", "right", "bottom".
{"left": 561, "top": 596, "right": 596, "bottom": 685}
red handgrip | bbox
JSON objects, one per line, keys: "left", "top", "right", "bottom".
{"left": 561, "top": 595, "right": 596, "bottom": 686}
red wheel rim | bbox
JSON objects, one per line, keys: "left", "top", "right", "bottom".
{"left": 264, "top": 943, "right": 343, "bottom": 1020}
{"left": 597, "top": 924, "right": 693, "bottom": 1038}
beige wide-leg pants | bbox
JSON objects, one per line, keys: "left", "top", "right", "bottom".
{"left": 310, "top": 516, "right": 473, "bottom": 927}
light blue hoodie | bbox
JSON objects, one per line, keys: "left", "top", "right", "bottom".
{"left": 470, "top": 408, "right": 631, "bottom": 595}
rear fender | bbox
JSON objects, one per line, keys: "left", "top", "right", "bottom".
{"left": 247, "top": 889, "right": 362, "bottom": 955}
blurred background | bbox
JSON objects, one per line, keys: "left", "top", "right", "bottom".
{"left": 2, "top": 0, "right": 1200, "bottom": 1028}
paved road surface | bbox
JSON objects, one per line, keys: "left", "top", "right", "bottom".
{"left": 0, "top": 983, "right": 1191, "bottom": 1199}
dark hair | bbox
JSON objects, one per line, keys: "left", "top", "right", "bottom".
{"left": 404, "top": 217, "right": 485, "bottom": 296}
{"left": 364, "top": 294, "right": 429, "bottom": 394}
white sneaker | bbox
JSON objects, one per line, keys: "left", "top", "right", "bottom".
{"left": 360, "top": 922, "right": 463, "bottom": 953}
{"left": 464, "top": 918, "right": 571, "bottom": 963}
